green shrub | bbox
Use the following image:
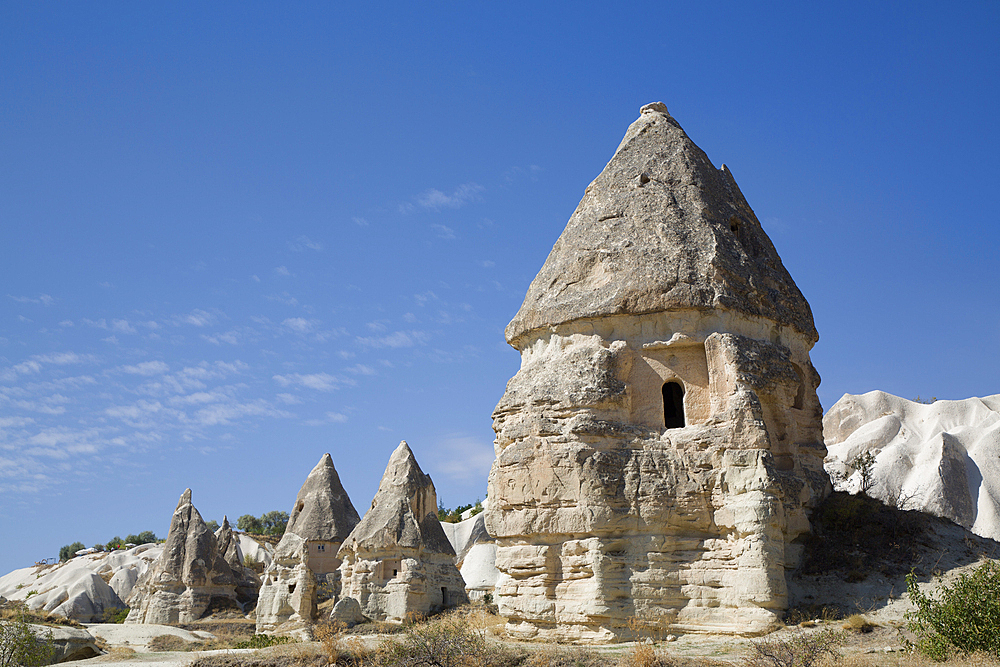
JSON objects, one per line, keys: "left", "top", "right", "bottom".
{"left": 742, "top": 629, "right": 843, "bottom": 667}
{"left": 58, "top": 542, "right": 85, "bottom": 562}
{"left": 0, "top": 612, "right": 56, "bottom": 667}
{"left": 906, "top": 560, "right": 1000, "bottom": 660}
{"left": 368, "top": 612, "right": 522, "bottom": 667}
{"left": 233, "top": 634, "right": 292, "bottom": 649}
{"left": 102, "top": 607, "right": 129, "bottom": 624}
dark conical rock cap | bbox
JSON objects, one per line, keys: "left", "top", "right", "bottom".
{"left": 340, "top": 441, "right": 455, "bottom": 556}
{"left": 284, "top": 453, "right": 360, "bottom": 543}
{"left": 506, "top": 102, "right": 818, "bottom": 346}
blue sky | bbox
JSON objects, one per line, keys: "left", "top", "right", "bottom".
{"left": 2, "top": 2, "right": 998, "bottom": 575}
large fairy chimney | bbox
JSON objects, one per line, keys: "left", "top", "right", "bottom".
{"left": 255, "top": 453, "right": 360, "bottom": 635}
{"left": 338, "top": 441, "right": 468, "bottom": 622}
{"left": 126, "top": 489, "right": 239, "bottom": 624}
{"left": 486, "top": 102, "right": 828, "bottom": 642}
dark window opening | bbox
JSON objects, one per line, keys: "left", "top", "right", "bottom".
{"left": 441, "top": 587, "right": 448, "bottom": 605}
{"left": 393, "top": 569, "right": 398, "bottom": 577}
{"left": 791, "top": 364, "right": 806, "bottom": 410}
{"left": 662, "top": 381, "right": 685, "bottom": 429}
{"left": 288, "top": 583, "right": 296, "bottom": 594}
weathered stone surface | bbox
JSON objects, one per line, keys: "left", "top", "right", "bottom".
{"left": 30, "top": 624, "right": 102, "bottom": 662}
{"left": 487, "top": 103, "right": 827, "bottom": 642}
{"left": 339, "top": 441, "right": 469, "bottom": 622}
{"left": 506, "top": 101, "right": 817, "bottom": 348}
{"left": 256, "top": 453, "right": 360, "bottom": 635}
{"left": 0, "top": 546, "right": 161, "bottom": 622}
{"left": 825, "top": 391, "right": 1000, "bottom": 539}
{"left": 215, "top": 516, "right": 262, "bottom": 608}
{"left": 126, "top": 489, "right": 239, "bottom": 624}
{"left": 330, "top": 596, "right": 366, "bottom": 627}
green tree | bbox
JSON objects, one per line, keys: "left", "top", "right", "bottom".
{"left": 105, "top": 536, "right": 126, "bottom": 551}
{"left": 125, "top": 531, "right": 157, "bottom": 545}
{"left": 205, "top": 520, "right": 220, "bottom": 533}
{"left": 0, "top": 608, "right": 55, "bottom": 667}
{"left": 260, "top": 510, "right": 289, "bottom": 536}
{"left": 907, "top": 560, "right": 1000, "bottom": 659}
{"left": 237, "top": 514, "right": 262, "bottom": 534}
{"left": 58, "top": 542, "right": 85, "bottom": 562}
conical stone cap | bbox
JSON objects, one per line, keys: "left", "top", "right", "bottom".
{"left": 506, "top": 102, "right": 817, "bottom": 347}
{"left": 340, "top": 441, "right": 455, "bottom": 555}
{"left": 284, "top": 453, "right": 360, "bottom": 543}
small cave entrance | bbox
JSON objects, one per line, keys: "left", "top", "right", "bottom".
{"left": 662, "top": 381, "right": 685, "bottom": 429}
{"left": 791, "top": 363, "right": 806, "bottom": 410}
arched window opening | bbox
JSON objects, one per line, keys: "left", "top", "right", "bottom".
{"left": 662, "top": 381, "right": 685, "bottom": 429}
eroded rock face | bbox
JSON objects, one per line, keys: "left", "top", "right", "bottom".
{"left": 487, "top": 103, "right": 827, "bottom": 642}
{"left": 825, "top": 391, "right": 1000, "bottom": 539}
{"left": 338, "top": 441, "right": 469, "bottom": 622}
{"left": 440, "top": 512, "right": 498, "bottom": 601}
{"left": 215, "top": 516, "right": 262, "bottom": 608}
{"left": 126, "top": 489, "right": 238, "bottom": 624}
{"left": 256, "top": 453, "right": 360, "bottom": 635}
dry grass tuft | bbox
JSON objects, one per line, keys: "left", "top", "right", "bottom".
{"left": 842, "top": 614, "right": 877, "bottom": 634}
{"left": 147, "top": 633, "right": 196, "bottom": 652}
{"left": 105, "top": 646, "right": 138, "bottom": 660}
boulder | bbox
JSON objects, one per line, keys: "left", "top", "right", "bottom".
{"left": 126, "top": 489, "right": 239, "bottom": 624}
{"left": 339, "top": 441, "right": 469, "bottom": 622}
{"left": 255, "top": 453, "right": 360, "bottom": 635}
{"left": 486, "top": 103, "right": 827, "bottom": 642}
{"left": 824, "top": 391, "right": 1000, "bottom": 539}
{"left": 29, "top": 624, "right": 102, "bottom": 663}
{"left": 330, "top": 596, "right": 366, "bottom": 627}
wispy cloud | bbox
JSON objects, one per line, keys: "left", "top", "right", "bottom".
{"left": 415, "top": 183, "right": 484, "bottom": 211}
{"left": 275, "top": 266, "right": 291, "bottom": 277}
{"left": 282, "top": 317, "right": 317, "bottom": 334}
{"left": 120, "top": 361, "right": 170, "bottom": 376}
{"left": 8, "top": 294, "right": 55, "bottom": 306}
{"left": 427, "top": 434, "right": 496, "bottom": 483}
{"left": 431, "top": 224, "right": 456, "bottom": 240}
{"left": 305, "top": 411, "right": 348, "bottom": 426}
{"left": 273, "top": 372, "right": 344, "bottom": 391}
{"left": 356, "top": 330, "right": 429, "bottom": 348}
{"left": 288, "top": 235, "right": 323, "bottom": 252}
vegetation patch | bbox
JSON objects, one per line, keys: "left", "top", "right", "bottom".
{"left": 800, "top": 491, "right": 927, "bottom": 583}
{"left": 907, "top": 560, "right": 1000, "bottom": 660}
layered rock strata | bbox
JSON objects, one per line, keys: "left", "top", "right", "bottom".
{"left": 126, "top": 489, "right": 238, "bottom": 624}
{"left": 486, "top": 102, "right": 828, "bottom": 642}
{"left": 338, "top": 441, "right": 469, "bottom": 622}
{"left": 825, "top": 391, "right": 1000, "bottom": 539}
{"left": 256, "top": 453, "right": 360, "bottom": 635}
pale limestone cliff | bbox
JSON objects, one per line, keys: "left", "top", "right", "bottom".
{"left": 486, "top": 102, "right": 828, "bottom": 642}
{"left": 338, "top": 441, "right": 468, "bottom": 622}
{"left": 825, "top": 391, "right": 1000, "bottom": 539}
{"left": 126, "top": 490, "right": 238, "bottom": 624}
{"left": 256, "top": 453, "right": 360, "bottom": 635}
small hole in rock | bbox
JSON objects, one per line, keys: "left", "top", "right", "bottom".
{"left": 639, "top": 173, "right": 651, "bottom": 184}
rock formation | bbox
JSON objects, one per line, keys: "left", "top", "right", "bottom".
{"left": 486, "top": 102, "right": 828, "bottom": 642}
{"left": 126, "top": 489, "right": 239, "bottom": 624}
{"left": 0, "top": 544, "right": 161, "bottom": 622}
{"left": 215, "top": 516, "right": 262, "bottom": 607}
{"left": 256, "top": 453, "right": 360, "bottom": 635}
{"left": 440, "top": 512, "right": 498, "bottom": 601}
{"left": 825, "top": 391, "right": 1000, "bottom": 539}
{"left": 338, "top": 441, "right": 469, "bottom": 622}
